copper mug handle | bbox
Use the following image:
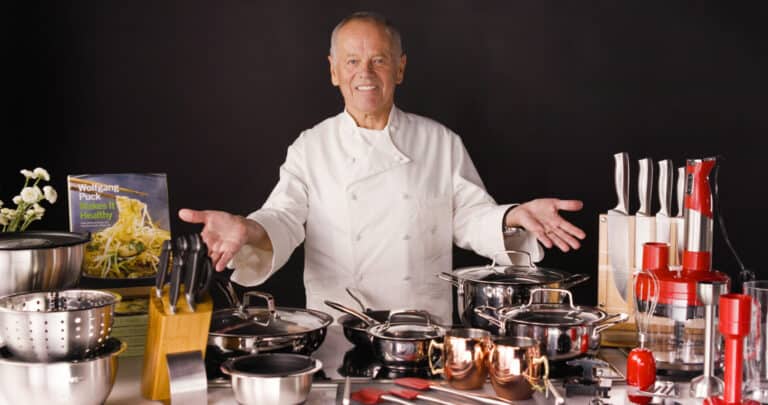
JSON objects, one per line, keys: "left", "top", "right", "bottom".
{"left": 428, "top": 339, "right": 444, "bottom": 375}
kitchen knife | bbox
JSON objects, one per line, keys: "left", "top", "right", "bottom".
{"left": 154, "top": 239, "right": 172, "bottom": 298}
{"left": 607, "top": 152, "right": 632, "bottom": 301}
{"left": 672, "top": 166, "right": 686, "bottom": 267}
{"left": 168, "top": 236, "right": 188, "bottom": 314}
{"left": 655, "top": 159, "right": 673, "bottom": 245}
{"left": 634, "top": 157, "right": 655, "bottom": 270}
{"left": 184, "top": 234, "right": 202, "bottom": 312}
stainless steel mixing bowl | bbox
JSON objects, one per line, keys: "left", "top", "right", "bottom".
{"left": 0, "top": 231, "right": 89, "bottom": 296}
{"left": 0, "top": 289, "right": 118, "bottom": 361}
{"left": 0, "top": 337, "right": 125, "bottom": 405}
{"left": 221, "top": 353, "right": 323, "bottom": 405}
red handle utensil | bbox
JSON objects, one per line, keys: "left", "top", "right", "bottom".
{"left": 351, "top": 388, "right": 415, "bottom": 405}
{"left": 394, "top": 378, "right": 513, "bottom": 405}
{"left": 389, "top": 388, "right": 465, "bottom": 405}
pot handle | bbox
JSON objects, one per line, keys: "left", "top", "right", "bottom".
{"left": 473, "top": 306, "right": 506, "bottom": 334}
{"left": 428, "top": 340, "right": 444, "bottom": 376}
{"left": 593, "top": 312, "right": 630, "bottom": 334}
{"left": 437, "top": 272, "right": 460, "bottom": 287}
{"left": 559, "top": 273, "right": 591, "bottom": 289}
{"left": 241, "top": 291, "right": 278, "bottom": 325}
{"left": 527, "top": 354, "right": 550, "bottom": 392}
{"left": 526, "top": 288, "right": 576, "bottom": 309}
{"left": 220, "top": 358, "right": 235, "bottom": 376}
{"left": 489, "top": 250, "right": 535, "bottom": 269}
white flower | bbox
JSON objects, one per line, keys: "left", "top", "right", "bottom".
{"left": 43, "top": 186, "right": 58, "bottom": 204}
{"left": 32, "top": 203, "right": 45, "bottom": 215}
{"left": 33, "top": 168, "right": 50, "bottom": 181}
{"left": 20, "top": 187, "right": 42, "bottom": 204}
{"left": 0, "top": 200, "right": 3, "bottom": 209}
{"left": 0, "top": 216, "right": 7, "bottom": 226}
{"left": 20, "top": 169, "right": 36, "bottom": 179}
{"left": 0, "top": 208, "right": 14, "bottom": 216}
{"left": 12, "top": 196, "right": 21, "bottom": 205}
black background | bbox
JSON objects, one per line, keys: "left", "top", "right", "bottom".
{"left": 5, "top": 1, "right": 767, "bottom": 309}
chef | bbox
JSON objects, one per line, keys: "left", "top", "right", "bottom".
{"left": 179, "top": 11, "right": 585, "bottom": 325}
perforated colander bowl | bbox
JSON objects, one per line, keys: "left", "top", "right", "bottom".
{"left": 0, "top": 289, "right": 118, "bottom": 362}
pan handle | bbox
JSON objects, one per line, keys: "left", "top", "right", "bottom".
{"left": 526, "top": 288, "right": 575, "bottom": 309}
{"left": 324, "top": 300, "right": 379, "bottom": 326}
{"left": 559, "top": 273, "right": 591, "bottom": 289}
{"left": 437, "top": 272, "right": 460, "bottom": 287}
{"left": 593, "top": 312, "right": 630, "bottom": 335}
{"left": 489, "top": 250, "right": 535, "bottom": 269}
{"left": 473, "top": 306, "right": 506, "bottom": 334}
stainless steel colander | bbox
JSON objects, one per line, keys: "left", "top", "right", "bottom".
{"left": 0, "top": 289, "right": 118, "bottom": 362}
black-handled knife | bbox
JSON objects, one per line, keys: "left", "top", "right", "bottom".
{"left": 184, "top": 234, "right": 212, "bottom": 312}
{"left": 155, "top": 239, "right": 172, "bottom": 299}
{"left": 168, "top": 236, "right": 188, "bottom": 314}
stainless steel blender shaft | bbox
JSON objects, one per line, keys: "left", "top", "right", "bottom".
{"left": 690, "top": 281, "right": 726, "bottom": 398}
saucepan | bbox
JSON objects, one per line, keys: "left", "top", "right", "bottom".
{"left": 331, "top": 288, "right": 390, "bottom": 349}
{"left": 476, "top": 288, "right": 628, "bottom": 362}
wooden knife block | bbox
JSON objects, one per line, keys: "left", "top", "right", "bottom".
{"left": 597, "top": 213, "right": 684, "bottom": 348}
{"left": 141, "top": 285, "right": 213, "bottom": 403}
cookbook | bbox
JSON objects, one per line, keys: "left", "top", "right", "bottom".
{"left": 67, "top": 173, "right": 171, "bottom": 287}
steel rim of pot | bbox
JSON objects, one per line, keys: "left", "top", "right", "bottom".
{"left": 0, "top": 231, "right": 91, "bottom": 250}
{"left": 220, "top": 353, "right": 322, "bottom": 378}
{"left": 498, "top": 288, "right": 607, "bottom": 327}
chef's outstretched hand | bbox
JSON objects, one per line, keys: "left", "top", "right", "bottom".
{"left": 504, "top": 199, "right": 585, "bottom": 252}
{"left": 178, "top": 209, "right": 271, "bottom": 272}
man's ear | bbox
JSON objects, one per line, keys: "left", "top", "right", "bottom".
{"left": 396, "top": 53, "right": 407, "bottom": 84}
{"left": 328, "top": 55, "right": 339, "bottom": 87}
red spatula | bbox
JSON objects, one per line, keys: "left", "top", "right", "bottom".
{"left": 351, "top": 388, "right": 415, "bottom": 405}
{"left": 394, "top": 378, "right": 514, "bottom": 405}
{"left": 389, "top": 388, "right": 465, "bottom": 405}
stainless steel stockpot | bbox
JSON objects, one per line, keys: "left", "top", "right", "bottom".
{"left": 439, "top": 250, "right": 590, "bottom": 333}
{"left": 220, "top": 353, "right": 322, "bottom": 405}
{"left": 0, "top": 337, "right": 125, "bottom": 405}
{"left": 0, "top": 231, "right": 90, "bottom": 296}
{"left": 477, "top": 288, "right": 628, "bottom": 362}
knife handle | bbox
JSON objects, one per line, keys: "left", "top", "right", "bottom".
{"left": 657, "top": 160, "right": 673, "bottom": 216}
{"left": 168, "top": 236, "right": 188, "bottom": 314}
{"left": 155, "top": 239, "right": 172, "bottom": 298}
{"left": 637, "top": 158, "right": 653, "bottom": 215}
{"left": 676, "top": 166, "right": 686, "bottom": 217}
{"left": 184, "top": 234, "right": 202, "bottom": 312}
{"left": 613, "top": 152, "right": 630, "bottom": 214}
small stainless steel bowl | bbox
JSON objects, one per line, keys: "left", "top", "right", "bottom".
{"left": 221, "top": 353, "right": 323, "bottom": 405}
{"left": 0, "top": 337, "right": 125, "bottom": 405}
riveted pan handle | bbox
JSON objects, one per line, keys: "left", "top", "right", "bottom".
{"left": 438, "top": 272, "right": 461, "bottom": 287}
{"left": 559, "top": 273, "right": 591, "bottom": 289}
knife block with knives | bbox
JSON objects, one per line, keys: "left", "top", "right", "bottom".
{"left": 598, "top": 153, "right": 687, "bottom": 347}
{"left": 141, "top": 234, "right": 214, "bottom": 402}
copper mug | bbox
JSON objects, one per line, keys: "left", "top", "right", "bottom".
{"left": 428, "top": 328, "right": 491, "bottom": 390}
{"left": 488, "top": 336, "right": 549, "bottom": 400}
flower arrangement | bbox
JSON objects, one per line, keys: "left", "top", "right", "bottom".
{"left": 1, "top": 167, "right": 58, "bottom": 232}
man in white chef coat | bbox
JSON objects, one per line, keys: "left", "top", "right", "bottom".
{"left": 179, "top": 12, "right": 585, "bottom": 325}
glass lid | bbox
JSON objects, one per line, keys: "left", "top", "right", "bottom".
{"left": 210, "top": 291, "right": 332, "bottom": 337}
{"left": 499, "top": 288, "right": 606, "bottom": 327}
{"left": 453, "top": 251, "right": 569, "bottom": 285}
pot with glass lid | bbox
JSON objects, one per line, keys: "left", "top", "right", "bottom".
{"left": 439, "top": 250, "right": 590, "bottom": 334}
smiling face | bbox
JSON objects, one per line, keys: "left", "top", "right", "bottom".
{"left": 329, "top": 19, "right": 406, "bottom": 129}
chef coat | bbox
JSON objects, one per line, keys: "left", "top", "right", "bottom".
{"left": 231, "top": 106, "right": 543, "bottom": 324}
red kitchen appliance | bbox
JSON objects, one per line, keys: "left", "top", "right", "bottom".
{"left": 634, "top": 157, "right": 730, "bottom": 373}
{"left": 703, "top": 294, "right": 759, "bottom": 405}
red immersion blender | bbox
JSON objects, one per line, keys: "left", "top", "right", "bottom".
{"left": 634, "top": 157, "right": 730, "bottom": 373}
{"left": 703, "top": 294, "right": 758, "bottom": 405}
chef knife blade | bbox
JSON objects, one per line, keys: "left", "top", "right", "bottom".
{"left": 672, "top": 166, "right": 686, "bottom": 267}
{"left": 155, "top": 239, "right": 172, "bottom": 298}
{"left": 168, "top": 236, "right": 188, "bottom": 314}
{"left": 634, "top": 157, "right": 655, "bottom": 269}
{"left": 607, "top": 152, "right": 632, "bottom": 301}
{"left": 655, "top": 159, "right": 673, "bottom": 245}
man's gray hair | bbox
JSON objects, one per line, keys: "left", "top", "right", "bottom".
{"left": 329, "top": 11, "right": 403, "bottom": 58}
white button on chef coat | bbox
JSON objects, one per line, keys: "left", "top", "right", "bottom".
{"left": 231, "top": 106, "right": 542, "bottom": 325}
